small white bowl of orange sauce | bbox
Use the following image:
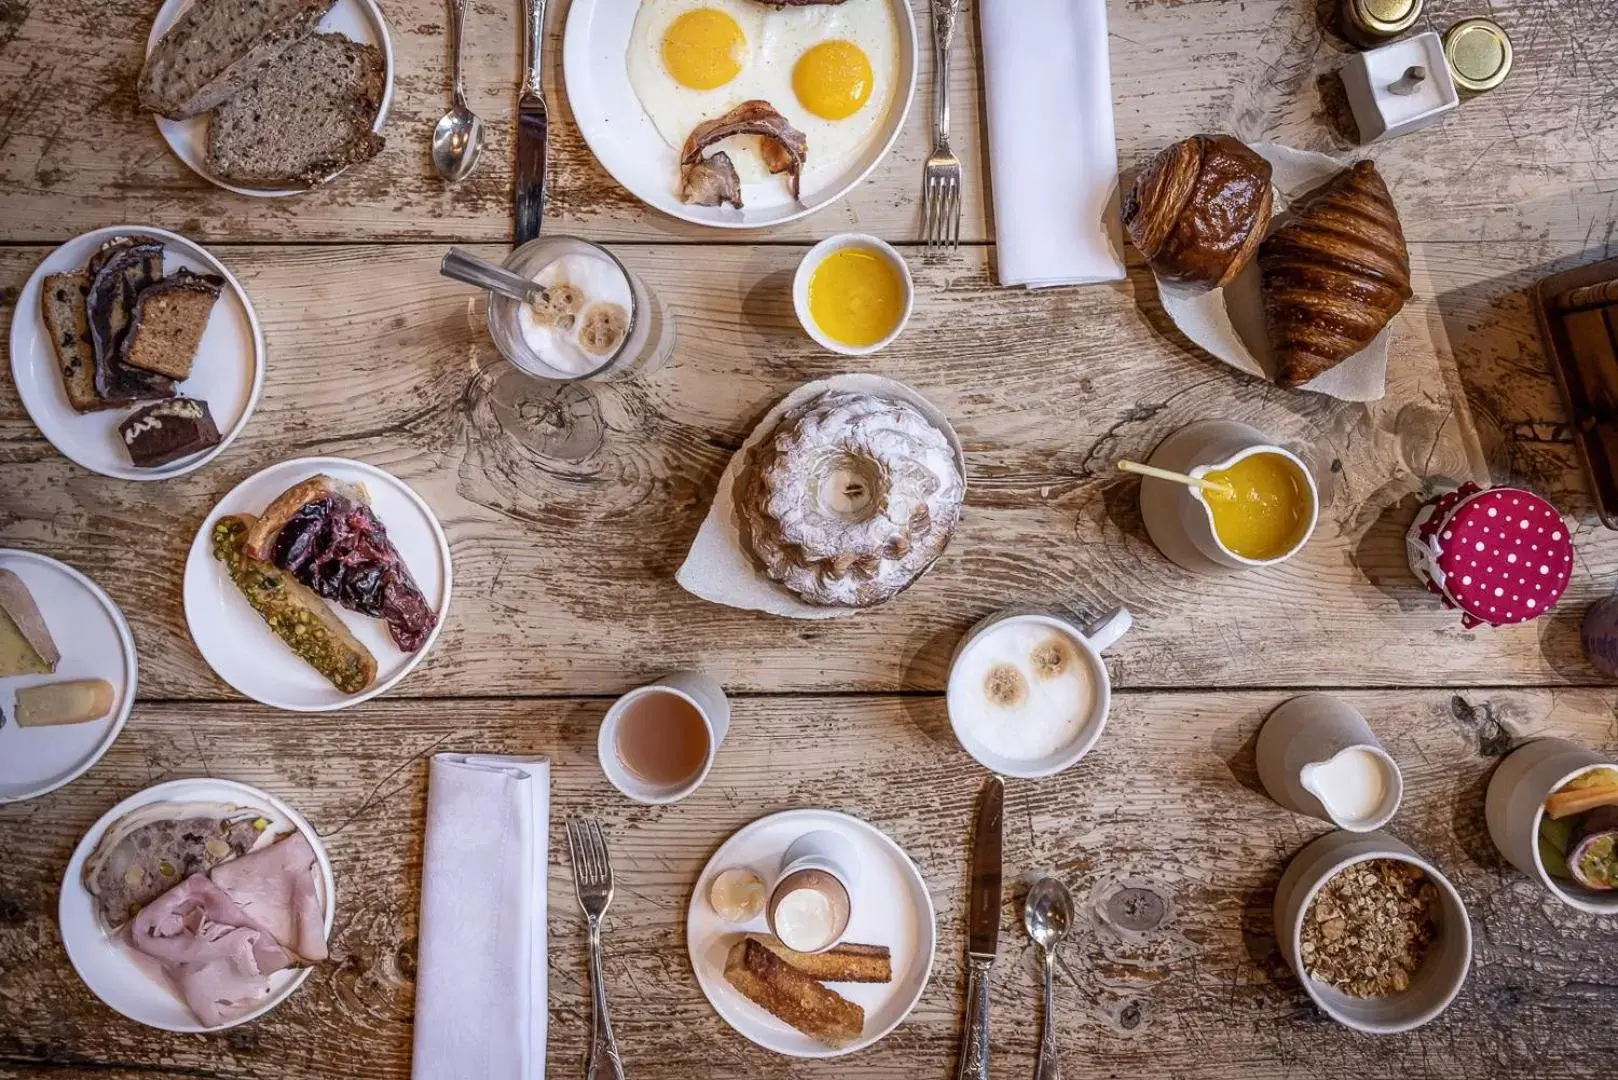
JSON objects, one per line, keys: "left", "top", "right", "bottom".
{"left": 793, "top": 233, "right": 914, "bottom": 356}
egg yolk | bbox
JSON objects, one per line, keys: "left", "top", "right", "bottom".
{"left": 809, "top": 248, "right": 904, "bottom": 347}
{"left": 662, "top": 9, "right": 746, "bottom": 90}
{"left": 793, "top": 39, "right": 873, "bottom": 120}
{"left": 1200, "top": 452, "right": 1312, "bottom": 561}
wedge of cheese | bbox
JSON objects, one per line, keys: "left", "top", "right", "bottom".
{"left": 15, "top": 679, "right": 115, "bottom": 727}
{"left": 0, "top": 569, "right": 60, "bottom": 676}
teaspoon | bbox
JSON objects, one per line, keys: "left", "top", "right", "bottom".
{"left": 432, "top": 0, "right": 485, "bottom": 182}
{"left": 440, "top": 247, "right": 543, "bottom": 304}
{"left": 1025, "top": 876, "right": 1074, "bottom": 1080}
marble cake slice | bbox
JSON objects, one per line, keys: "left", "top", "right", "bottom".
{"left": 206, "top": 33, "right": 386, "bottom": 189}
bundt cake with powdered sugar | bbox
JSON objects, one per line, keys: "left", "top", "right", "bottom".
{"left": 737, "top": 390, "right": 965, "bottom": 607}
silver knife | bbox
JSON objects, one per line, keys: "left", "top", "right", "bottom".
{"left": 957, "top": 774, "right": 1003, "bottom": 1080}
{"left": 514, "top": 0, "right": 550, "bottom": 244}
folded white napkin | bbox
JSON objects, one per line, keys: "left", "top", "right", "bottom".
{"left": 980, "top": 0, "right": 1126, "bottom": 288}
{"left": 413, "top": 754, "right": 550, "bottom": 1080}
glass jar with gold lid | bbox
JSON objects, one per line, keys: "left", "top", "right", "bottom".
{"left": 1340, "top": 0, "right": 1423, "bottom": 48}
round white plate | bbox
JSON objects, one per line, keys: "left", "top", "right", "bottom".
{"left": 564, "top": 0, "right": 917, "bottom": 229}
{"left": 146, "top": 0, "right": 395, "bottom": 197}
{"left": 687, "top": 808, "right": 936, "bottom": 1058}
{"left": 182, "top": 456, "right": 452, "bottom": 712}
{"left": 10, "top": 226, "right": 265, "bottom": 482}
{"left": 59, "top": 777, "right": 336, "bottom": 1032}
{"left": 0, "top": 551, "right": 136, "bottom": 803}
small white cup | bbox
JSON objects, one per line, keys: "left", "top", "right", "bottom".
{"left": 946, "top": 608, "right": 1132, "bottom": 779}
{"left": 597, "top": 671, "right": 730, "bottom": 805}
{"left": 1256, "top": 694, "right": 1403, "bottom": 832}
{"left": 1485, "top": 737, "right": 1618, "bottom": 915}
{"left": 768, "top": 829, "right": 860, "bottom": 953}
{"left": 792, "top": 233, "right": 914, "bottom": 357}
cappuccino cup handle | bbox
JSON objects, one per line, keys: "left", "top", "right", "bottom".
{"left": 1083, "top": 607, "right": 1132, "bottom": 653}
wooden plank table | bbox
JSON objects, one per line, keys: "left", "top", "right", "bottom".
{"left": 2, "top": 0, "right": 1617, "bottom": 1076}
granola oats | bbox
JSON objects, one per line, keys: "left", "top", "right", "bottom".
{"left": 1300, "top": 858, "right": 1439, "bottom": 998}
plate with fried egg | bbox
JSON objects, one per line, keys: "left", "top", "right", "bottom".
{"left": 564, "top": 0, "right": 916, "bottom": 228}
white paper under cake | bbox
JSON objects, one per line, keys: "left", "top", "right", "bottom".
{"left": 677, "top": 374, "right": 966, "bottom": 620}
{"left": 1156, "top": 143, "right": 1394, "bottom": 402}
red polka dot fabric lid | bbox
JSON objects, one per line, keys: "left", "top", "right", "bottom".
{"left": 1430, "top": 487, "right": 1572, "bottom": 626}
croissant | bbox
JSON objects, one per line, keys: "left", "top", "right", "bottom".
{"left": 1122, "top": 134, "right": 1273, "bottom": 288}
{"left": 1259, "top": 160, "right": 1412, "bottom": 387}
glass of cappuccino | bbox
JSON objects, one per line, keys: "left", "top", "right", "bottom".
{"left": 487, "top": 236, "right": 675, "bottom": 382}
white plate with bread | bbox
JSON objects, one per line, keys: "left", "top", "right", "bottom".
{"left": 0, "top": 550, "right": 137, "bottom": 803}
{"left": 182, "top": 456, "right": 451, "bottom": 712}
{"left": 143, "top": 0, "right": 394, "bottom": 197}
{"left": 11, "top": 225, "right": 264, "bottom": 482}
{"left": 686, "top": 808, "right": 935, "bottom": 1058}
{"left": 564, "top": 0, "right": 916, "bottom": 228}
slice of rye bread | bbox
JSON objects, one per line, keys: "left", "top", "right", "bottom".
{"left": 137, "top": 0, "right": 337, "bottom": 120}
{"left": 723, "top": 938, "right": 865, "bottom": 1049}
{"left": 121, "top": 269, "right": 224, "bottom": 380}
{"left": 41, "top": 271, "right": 113, "bottom": 413}
{"left": 206, "top": 33, "right": 386, "bottom": 189}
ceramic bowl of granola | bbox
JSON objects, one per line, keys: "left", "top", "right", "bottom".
{"left": 1274, "top": 830, "right": 1472, "bottom": 1034}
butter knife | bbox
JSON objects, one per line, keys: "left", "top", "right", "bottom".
{"left": 957, "top": 775, "right": 1003, "bottom": 1080}
{"left": 514, "top": 0, "right": 550, "bottom": 244}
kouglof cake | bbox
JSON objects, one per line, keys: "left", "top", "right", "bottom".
{"left": 737, "top": 390, "right": 964, "bottom": 608}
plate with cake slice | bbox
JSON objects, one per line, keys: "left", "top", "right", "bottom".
{"left": 687, "top": 808, "right": 936, "bottom": 1058}
{"left": 140, "top": 0, "right": 394, "bottom": 197}
{"left": 10, "top": 226, "right": 264, "bottom": 481}
{"left": 0, "top": 550, "right": 137, "bottom": 803}
{"left": 182, "top": 456, "right": 452, "bottom": 711}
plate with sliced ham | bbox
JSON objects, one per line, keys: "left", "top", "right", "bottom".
{"left": 59, "top": 777, "right": 336, "bottom": 1032}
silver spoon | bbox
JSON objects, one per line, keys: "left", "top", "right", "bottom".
{"left": 1025, "top": 877, "right": 1074, "bottom": 1080}
{"left": 440, "top": 247, "right": 541, "bottom": 304}
{"left": 432, "top": 0, "right": 485, "bottom": 182}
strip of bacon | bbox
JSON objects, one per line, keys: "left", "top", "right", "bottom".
{"left": 680, "top": 100, "right": 808, "bottom": 201}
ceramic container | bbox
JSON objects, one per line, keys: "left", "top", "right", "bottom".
{"left": 769, "top": 829, "right": 861, "bottom": 953}
{"left": 946, "top": 608, "right": 1132, "bottom": 778}
{"left": 1138, "top": 420, "right": 1319, "bottom": 573}
{"left": 1256, "top": 694, "right": 1403, "bottom": 832}
{"left": 1407, "top": 482, "right": 1573, "bottom": 628}
{"left": 1341, "top": 33, "right": 1460, "bottom": 144}
{"left": 1485, "top": 737, "right": 1618, "bottom": 914}
{"left": 1275, "top": 830, "right": 1472, "bottom": 1034}
{"left": 597, "top": 670, "right": 731, "bottom": 804}
{"left": 792, "top": 233, "right": 914, "bottom": 357}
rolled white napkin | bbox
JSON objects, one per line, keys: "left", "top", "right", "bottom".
{"left": 980, "top": 0, "right": 1126, "bottom": 288}
{"left": 412, "top": 754, "right": 550, "bottom": 1080}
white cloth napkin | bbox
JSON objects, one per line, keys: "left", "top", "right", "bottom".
{"left": 980, "top": 0, "right": 1126, "bottom": 288}
{"left": 412, "top": 754, "right": 550, "bottom": 1080}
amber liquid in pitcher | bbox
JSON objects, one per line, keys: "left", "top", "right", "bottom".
{"left": 616, "top": 690, "right": 710, "bottom": 786}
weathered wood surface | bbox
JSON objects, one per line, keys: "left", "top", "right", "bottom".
{"left": 2, "top": 692, "right": 1616, "bottom": 1079}
{"left": 4, "top": 239, "right": 1617, "bottom": 695}
{"left": 0, "top": 0, "right": 1614, "bottom": 244}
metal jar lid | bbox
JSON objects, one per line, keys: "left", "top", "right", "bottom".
{"left": 1444, "top": 18, "right": 1514, "bottom": 92}
{"left": 1345, "top": 0, "right": 1422, "bottom": 40}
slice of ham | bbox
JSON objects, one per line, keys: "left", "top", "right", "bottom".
{"left": 681, "top": 100, "right": 808, "bottom": 201}
{"left": 681, "top": 151, "right": 743, "bottom": 208}
{"left": 124, "top": 833, "right": 327, "bottom": 1027}
{"left": 211, "top": 832, "right": 328, "bottom": 962}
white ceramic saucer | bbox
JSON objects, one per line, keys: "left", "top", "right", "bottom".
{"left": 687, "top": 808, "right": 936, "bottom": 1058}
{"left": 59, "top": 777, "right": 336, "bottom": 1033}
{"left": 0, "top": 551, "right": 136, "bottom": 803}
{"left": 10, "top": 226, "right": 264, "bottom": 481}
{"left": 563, "top": 0, "right": 916, "bottom": 228}
{"left": 146, "top": 0, "right": 395, "bottom": 197}
{"left": 182, "top": 456, "right": 452, "bottom": 711}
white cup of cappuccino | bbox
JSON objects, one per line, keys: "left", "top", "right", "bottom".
{"left": 946, "top": 609, "right": 1132, "bottom": 779}
{"left": 598, "top": 671, "right": 730, "bottom": 804}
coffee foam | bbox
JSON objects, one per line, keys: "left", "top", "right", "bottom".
{"left": 951, "top": 620, "right": 1099, "bottom": 762}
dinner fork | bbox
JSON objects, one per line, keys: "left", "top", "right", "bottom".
{"left": 568, "top": 816, "right": 626, "bottom": 1080}
{"left": 921, "top": 0, "right": 965, "bottom": 254}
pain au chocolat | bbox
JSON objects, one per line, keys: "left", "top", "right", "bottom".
{"left": 1122, "top": 134, "right": 1274, "bottom": 288}
{"left": 1259, "top": 159, "right": 1412, "bottom": 387}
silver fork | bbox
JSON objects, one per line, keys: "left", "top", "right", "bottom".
{"left": 567, "top": 816, "right": 626, "bottom": 1080}
{"left": 922, "top": 0, "right": 965, "bottom": 254}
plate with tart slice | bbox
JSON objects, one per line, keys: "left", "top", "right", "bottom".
{"left": 10, "top": 225, "right": 264, "bottom": 481}
{"left": 182, "top": 456, "right": 452, "bottom": 711}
